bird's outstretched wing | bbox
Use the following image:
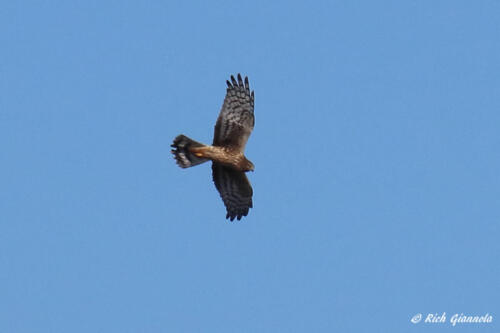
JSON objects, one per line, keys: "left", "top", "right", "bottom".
{"left": 213, "top": 74, "right": 255, "bottom": 152}
{"left": 212, "top": 163, "right": 253, "bottom": 221}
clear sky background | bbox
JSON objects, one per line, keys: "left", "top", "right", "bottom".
{"left": 1, "top": 1, "right": 499, "bottom": 332}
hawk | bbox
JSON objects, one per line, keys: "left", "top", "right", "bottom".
{"left": 171, "top": 74, "right": 255, "bottom": 221}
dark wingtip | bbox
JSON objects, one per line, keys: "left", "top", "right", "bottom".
{"left": 237, "top": 73, "right": 243, "bottom": 86}
{"left": 226, "top": 80, "right": 232, "bottom": 88}
{"left": 230, "top": 75, "right": 237, "bottom": 86}
{"left": 244, "top": 76, "right": 249, "bottom": 87}
{"left": 226, "top": 211, "right": 238, "bottom": 221}
{"left": 225, "top": 208, "right": 249, "bottom": 222}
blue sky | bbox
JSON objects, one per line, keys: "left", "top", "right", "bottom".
{"left": 1, "top": 0, "right": 499, "bottom": 332}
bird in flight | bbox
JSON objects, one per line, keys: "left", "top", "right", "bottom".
{"left": 171, "top": 74, "right": 255, "bottom": 221}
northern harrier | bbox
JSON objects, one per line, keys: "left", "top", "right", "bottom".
{"left": 171, "top": 74, "right": 255, "bottom": 221}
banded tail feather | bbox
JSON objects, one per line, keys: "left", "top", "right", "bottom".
{"left": 171, "top": 135, "right": 209, "bottom": 168}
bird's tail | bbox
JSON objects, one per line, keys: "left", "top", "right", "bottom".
{"left": 171, "top": 134, "right": 210, "bottom": 168}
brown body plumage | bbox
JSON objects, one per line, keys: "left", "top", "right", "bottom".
{"left": 189, "top": 146, "right": 254, "bottom": 172}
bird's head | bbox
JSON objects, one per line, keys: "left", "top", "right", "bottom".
{"left": 243, "top": 158, "right": 255, "bottom": 172}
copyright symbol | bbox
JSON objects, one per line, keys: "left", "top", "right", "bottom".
{"left": 411, "top": 313, "right": 422, "bottom": 324}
